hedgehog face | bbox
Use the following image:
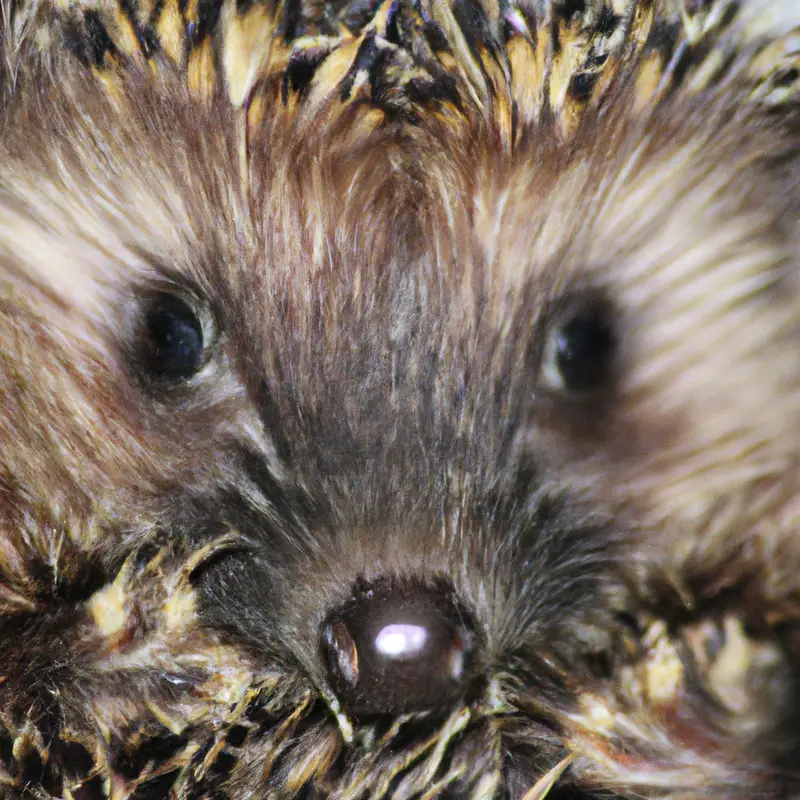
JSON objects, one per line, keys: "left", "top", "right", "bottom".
{"left": 1, "top": 69, "right": 796, "bottom": 797}
{"left": 0, "top": 61, "right": 632, "bottom": 797}
{"left": 2, "top": 3, "right": 800, "bottom": 798}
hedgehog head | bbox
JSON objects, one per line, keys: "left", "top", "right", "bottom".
{"left": 1, "top": 1, "right": 799, "bottom": 798}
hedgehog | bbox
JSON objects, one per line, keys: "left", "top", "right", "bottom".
{"left": 0, "top": 1, "right": 799, "bottom": 799}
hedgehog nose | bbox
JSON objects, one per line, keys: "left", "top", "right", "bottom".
{"left": 320, "top": 579, "right": 479, "bottom": 715}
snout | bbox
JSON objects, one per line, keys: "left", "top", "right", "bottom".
{"left": 320, "top": 577, "right": 480, "bottom": 715}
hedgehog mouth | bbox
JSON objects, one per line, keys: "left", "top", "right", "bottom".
{"left": 100, "top": 662, "right": 585, "bottom": 798}
{"left": 163, "top": 672, "right": 578, "bottom": 800}
{"left": 47, "top": 612, "right": 765, "bottom": 799}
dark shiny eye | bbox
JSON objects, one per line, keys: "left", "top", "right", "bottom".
{"left": 541, "top": 297, "right": 616, "bottom": 395}
{"left": 141, "top": 293, "right": 205, "bottom": 382}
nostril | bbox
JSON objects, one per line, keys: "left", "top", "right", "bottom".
{"left": 320, "top": 579, "right": 479, "bottom": 715}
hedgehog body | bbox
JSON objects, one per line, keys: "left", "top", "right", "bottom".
{"left": 1, "top": 1, "right": 800, "bottom": 798}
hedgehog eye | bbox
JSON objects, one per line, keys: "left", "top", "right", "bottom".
{"left": 141, "top": 293, "right": 205, "bottom": 383}
{"left": 540, "top": 296, "right": 616, "bottom": 396}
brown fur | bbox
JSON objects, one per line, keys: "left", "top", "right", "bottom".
{"left": 0, "top": 55, "right": 622, "bottom": 797}
{"left": 415, "top": 71, "right": 800, "bottom": 622}
{"left": 0, "top": 1, "right": 799, "bottom": 798}
{"left": 0, "top": 44, "right": 422, "bottom": 569}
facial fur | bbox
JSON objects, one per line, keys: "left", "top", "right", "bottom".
{"left": 418, "top": 73, "right": 800, "bottom": 618}
{"left": 0, "top": 57, "right": 628, "bottom": 800}
{"left": 0, "top": 1, "right": 799, "bottom": 798}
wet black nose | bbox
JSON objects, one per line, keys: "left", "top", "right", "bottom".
{"left": 320, "top": 579, "right": 479, "bottom": 715}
